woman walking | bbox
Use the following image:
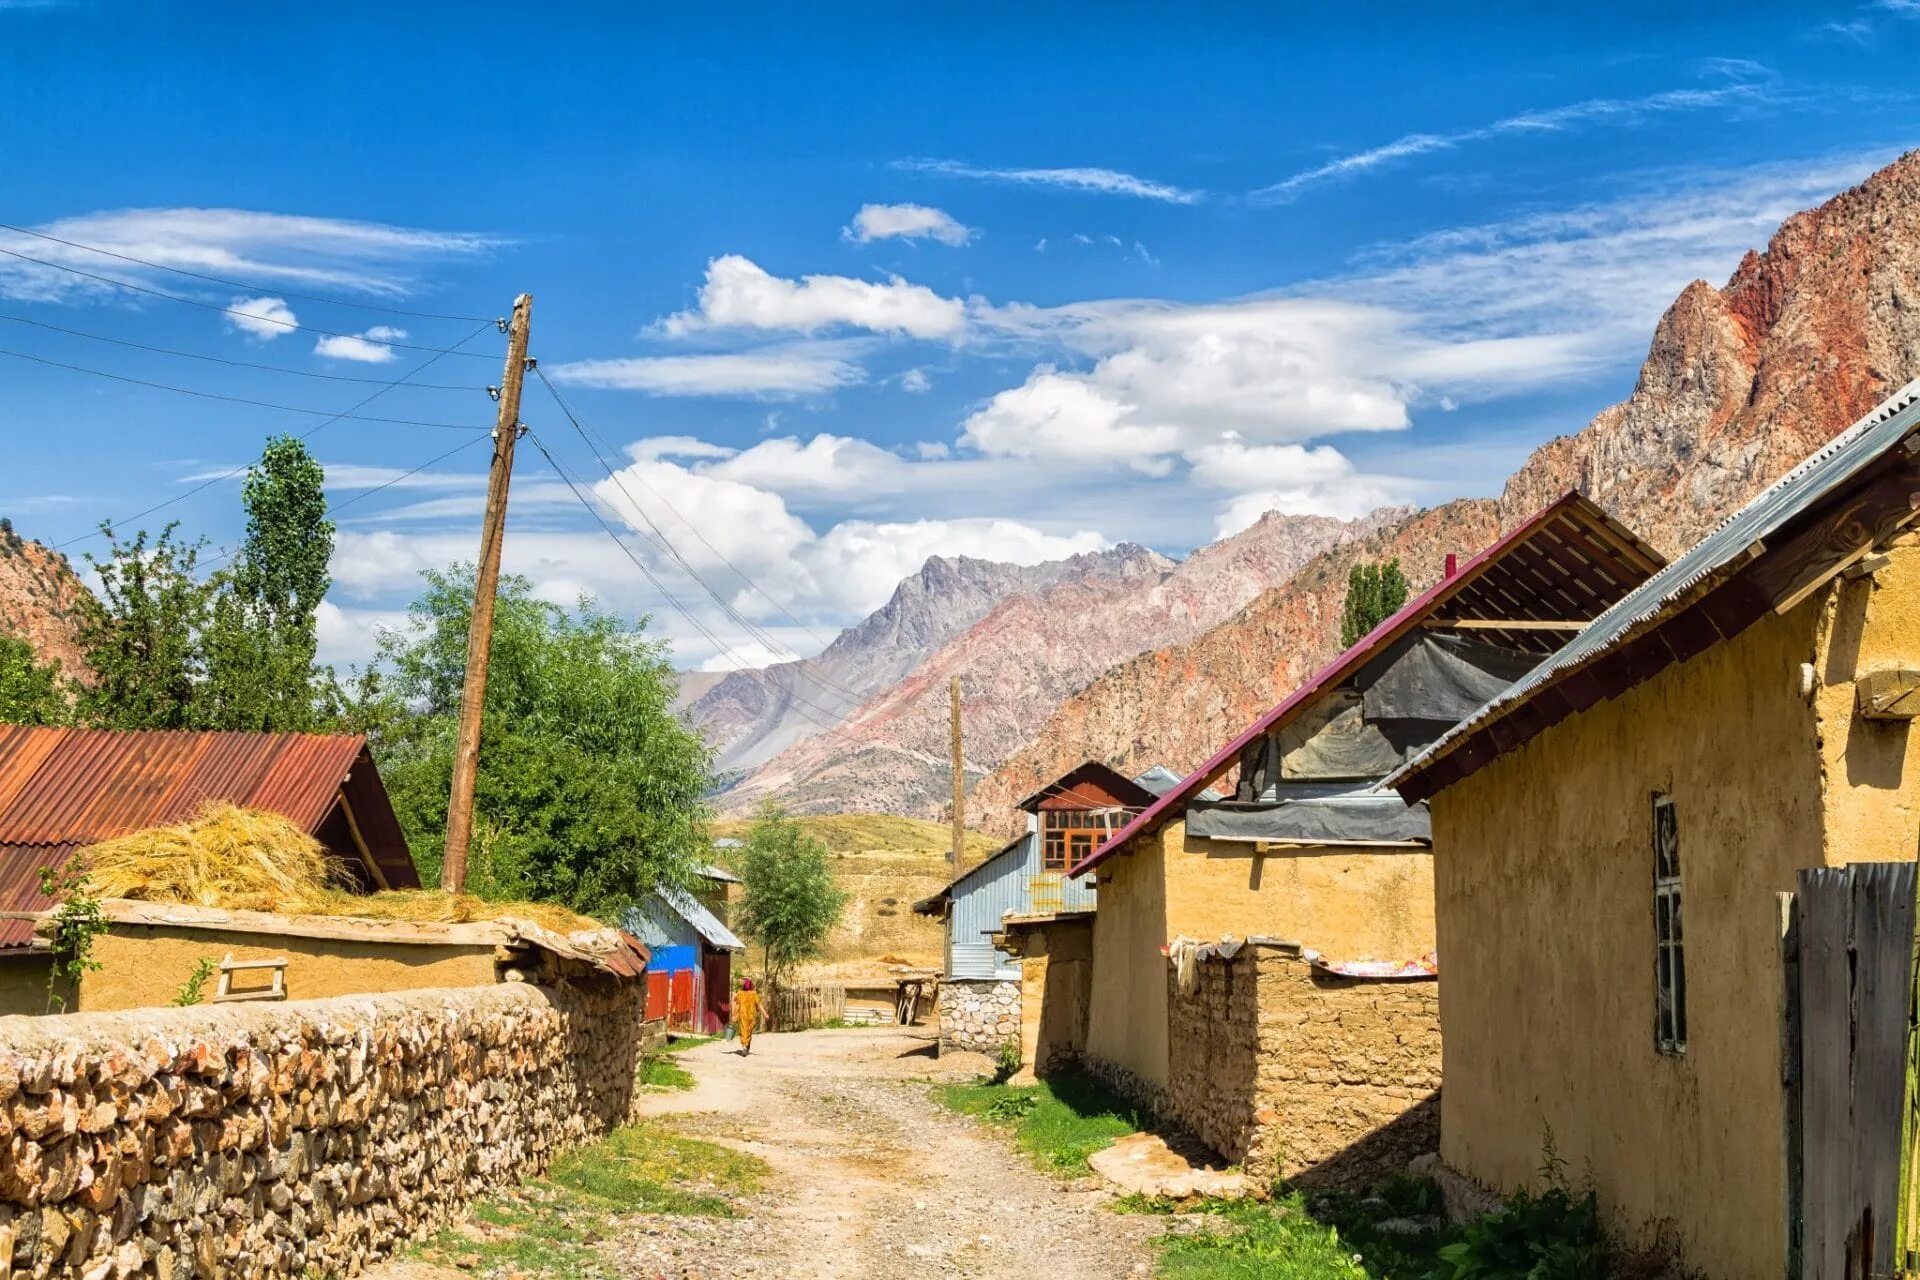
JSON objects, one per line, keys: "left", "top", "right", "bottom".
{"left": 733, "top": 978, "right": 761, "bottom": 1055}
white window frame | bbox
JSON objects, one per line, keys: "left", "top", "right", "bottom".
{"left": 1652, "top": 793, "right": 1687, "bottom": 1056}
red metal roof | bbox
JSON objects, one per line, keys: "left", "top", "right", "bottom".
{"left": 0, "top": 729, "right": 420, "bottom": 947}
{"left": 1070, "top": 492, "right": 1664, "bottom": 876}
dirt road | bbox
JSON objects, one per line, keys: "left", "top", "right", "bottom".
{"left": 621, "top": 1027, "right": 1159, "bottom": 1280}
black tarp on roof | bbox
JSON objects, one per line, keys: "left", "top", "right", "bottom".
{"left": 1187, "top": 782, "right": 1430, "bottom": 847}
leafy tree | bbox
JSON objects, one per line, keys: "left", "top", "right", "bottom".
{"left": 732, "top": 801, "right": 847, "bottom": 990}
{"left": 0, "top": 634, "right": 69, "bottom": 724}
{"left": 75, "top": 523, "right": 216, "bottom": 729}
{"left": 202, "top": 436, "right": 336, "bottom": 730}
{"left": 354, "top": 566, "right": 713, "bottom": 917}
{"left": 1340, "top": 557, "right": 1410, "bottom": 647}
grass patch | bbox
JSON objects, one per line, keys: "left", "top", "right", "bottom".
{"left": 938, "top": 1071, "right": 1147, "bottom": 1175}
{"left": 1152, "top": 1197, "right": 1374, "bottom": 1280}
{"left": 638, "top": 1052, "right": 697, "bottom": 1090}
{"left": 410, "top": 1121, "right": 767, "bottom": 1278}
{"left": 663, "top": 1034, "right": 718, "bottom": 1053}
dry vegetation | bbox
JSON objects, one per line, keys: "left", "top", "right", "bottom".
{"left": 710, "top": 813, "right": 1002, "bottom": 967}
{"left": 78, "top": 801, "right": 604, "bottom": 934}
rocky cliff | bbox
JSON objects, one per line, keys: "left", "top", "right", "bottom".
{"left": 0, "top": 525, "right": 89, "bottom": 679}
{"left": 972, "top": 150, "right": 1920, "bottom": 829}
{"left": 721, "top": 506, "right": 1410, "bottom": 816}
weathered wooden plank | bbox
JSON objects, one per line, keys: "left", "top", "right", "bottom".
{"left": 1799, "top": 868, "right": 1854, "bottom": 1280}
{"left": 1747, "top": 463, "right": 1920, "bottom": 616}
{"left": 1849, "top": 863, "right": 1915, "bottom": 1277}
{"left": 1779, "top": 892, "right": 1804, "bottom": 1280}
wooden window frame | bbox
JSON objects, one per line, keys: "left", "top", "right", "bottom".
{"left": 1040, "top": 806, "right": 1139, "bottom": 871}
{"left": 1652, "top": 793, "right": 1687, "bottom": 1056}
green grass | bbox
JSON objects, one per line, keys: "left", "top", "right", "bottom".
{"left": 662, "top": 1034, "right": 718, "bottom": 1052}
{"left": 1136, "top": 1175, "right": 1457, "bottom": 1280}
{"left": 409, "top": 1121, "right": 767, "bottom": 1278}
{"left": 938, "top": 1071, "right": 1149, "bottom": 1175}
{"left": 637, "top": 1052, "right": 697, "bottom": 1090}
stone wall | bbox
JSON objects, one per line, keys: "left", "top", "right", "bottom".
{"left": 937, "top": 979, "right": 1019, "bottom": 1055}
{"left": 1165, "top": 945, "right": 1440, "bottom": 1189}
{"left": 0, "top": 978, "right": 646, "bottom": 1280}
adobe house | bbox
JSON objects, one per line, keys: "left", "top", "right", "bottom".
{"left": 913, "top": 761, "right": 1178, "bottom": 1059}
{"left": 1075, "top": 493, "right": 1664, "bottom": 1187}
{"left": 1389, "top": 381, "right": 1920, "bottom": 1276}
{"left": 0, "top": 727, "right": 423, "bottom": 1014}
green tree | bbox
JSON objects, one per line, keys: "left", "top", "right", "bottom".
{"left": 0, "top": 634, "right": 69, "bottom": 724}
{"left": 202, "top": 436, "right": 336, "bottom": 730}
{"left": 1340, "top": 557, "right": 1410, "bottom": 647}
{"left": 732, "top": 802, "right": 847, "bottom": 991}
{"left": 75, "top": 523, "right": 217, "bottom": 729}
{"left": 354, "top": 566, "right": 713, "bottom": 916}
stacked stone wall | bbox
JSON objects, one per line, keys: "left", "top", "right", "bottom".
{"left": 1165, "top": 946, "right": 1440, "bottom": 1188}
{"left": 0, "top": 978, "right": 645, "bottom": 1279}
{"left": 936, "top": 979, "right": 1019, "bottom": 1055}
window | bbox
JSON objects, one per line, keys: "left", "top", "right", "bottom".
{"left": 1040, "top": 807, "right": 1138, "bottom": 871}
{"left": 1652, "top": 793, "right": 1687, "bottom": 1055}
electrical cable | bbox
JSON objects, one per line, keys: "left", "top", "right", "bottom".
{"left": 0, "top": 220, "right": 494, "bottom": 322}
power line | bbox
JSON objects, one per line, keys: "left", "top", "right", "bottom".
{"left": 0, "top": 345, "right": 492, "bottom": 430}
{"left": 529, "top": 364, "right": 871, "bottom": 711}
{"left": 0, "top": 312, "right": 485, "bottom": 390}
{"left": 56, "top": 318, "right": 497, "bottom": 551}
{"left": 0, "top": 220, "right": 494, "bottom": 322}
{"left": 524, "top": 429, "right": 860, "bottom": 735}
{"left": 0, "top": 245, "right": 499, "bottom": 357}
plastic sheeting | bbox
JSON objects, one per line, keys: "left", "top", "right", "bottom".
{"left": 1186, "top": 785, "right": 1430, "bottom": 846}
{"left": 1358, "top": 632, "right": 1541, "bottom": 724}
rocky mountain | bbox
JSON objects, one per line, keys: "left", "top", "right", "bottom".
{"left": 684, "top": 546, "right": 1175, "bottom": 777}
{"left": 719, "top": 506, "right": 1410, "bottom": 816}
{"left": 0, "top": 525, "right": 89, "bottom": 679}
{"left": 972, "top": 150, "right": 1920, "bottom": 827}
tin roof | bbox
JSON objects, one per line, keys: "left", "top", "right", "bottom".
{"left": 634, "top": 885, "right": 745, "bottom": 952}
{"left": 1391, "top": 377, "right": 1920, "bottom": 803}
{"left": 1072, "top": 491, "right": 1665, "bottom": 876}
{"left": 0, "top": 728, "right": 419, "bottom": 947}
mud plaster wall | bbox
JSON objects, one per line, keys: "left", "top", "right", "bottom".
{"left": 1017, "top": 919, "right": 1092, "bottom": 1077}
{"left": 76, "top": 928, "right": 501, "bottom": 1013}
{"left": 1083, "top": 818, "right": 1435, "bottom": 1098}
{"left": 0, "top": 979, "right": 646, "bottom": 1280}
{"left": 1427, "top": 564, "right": 1911, "bottom": 1280}
{"left": 0, "top": 956, "right": 60, "bottom": 1019}
{"left": 938, "top": 978, "right": 1019, "bottom": 1055}
{"left": 1164, "top": 947, "right": 1439, "bottom": 1188}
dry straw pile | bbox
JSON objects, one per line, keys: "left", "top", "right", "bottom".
{"left": 77, "top": 801, "right": 602, "bottom": 933}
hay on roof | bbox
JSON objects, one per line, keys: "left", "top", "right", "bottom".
{"left": 76, "top": 801, "right": 602, "bottom": 934}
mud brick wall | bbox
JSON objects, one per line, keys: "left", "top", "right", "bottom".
{"left": 937, "top": 979, "right": 1020, "bottom": 1055}
{"left": 0, "top": 979, "right": 645, "bottom": 1280}
{"left": 1165, "top": 947, "right": 1440, "bottom": 1189}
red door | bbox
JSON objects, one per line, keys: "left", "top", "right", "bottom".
{"left": 702, "top": 951, "right": 731, "bottom": 1034}
{"left": 668, "top": 969, "right": 695, "bottom": 1029}
{"left": 646, "top": 972, "right": 669, "bottom": 1022}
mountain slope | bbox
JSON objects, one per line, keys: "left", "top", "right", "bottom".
{"left": 685, "top": 546, "right": 1174, "bottom": 776}
{"left": 722, "top": 506, "right": 1410, "bottom": 816}
{"left": 973, "top": 150, "right": 1920, "bottom": 828}
{"left": 0, "top": 525, "right": 90, "bottom": 679}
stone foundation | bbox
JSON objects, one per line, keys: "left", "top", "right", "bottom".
{"left": 1165, "top": 945, "right": 1440, "bottom": 1189}
{"left": 937, "top": 979, "right": 1020, "bottom": 1055}
{"left": 0, "top": 978, "right": 646, "bottom": 1279}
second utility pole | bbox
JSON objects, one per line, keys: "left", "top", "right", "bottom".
{"left": 950, "top": 675, "right": 965, "bottom": 868}
{"left": 442, "top": 292, "right": 532, "bottom": 893}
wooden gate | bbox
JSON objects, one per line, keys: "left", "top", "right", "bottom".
{"left": 1790, "top": 862, "right": 1919, "bottom": 1279}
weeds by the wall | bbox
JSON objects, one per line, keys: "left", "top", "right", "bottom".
{"left": 939, "top": 1072, "right": 1147, "bottom": 1175}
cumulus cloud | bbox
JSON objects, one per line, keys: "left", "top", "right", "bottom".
{"left": 1186, "top": 440, "right": 1410, "bottom": 534}
{"left": 894, "top": 158, "right": 1202, "bottom": 204}
{"left": 899, "top": 368, "right": 932, "bottom": 393}
{"left": 659, "top": 255, "right": 967, "bottom": 341}
{"left": 547, "top": 343, "right": 865, "bottom": 398}
{"left": 225, "top": 295, "right": 296, "bottom": 340}
{"left": 844, "top": 203, "right": 974, "bottom": 246}
{"left": 313, "top": 324, "right": 407, "bottom": 363}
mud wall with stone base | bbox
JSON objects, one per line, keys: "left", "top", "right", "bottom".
{"left": 937, "top": 978, "right": 1020, "bottom": 1055}
{"left": 1165, "top": 945, "right": 1440, "bottom": 1189}
{"left": 0, "top": 979, "right": 645, "bottom": 1280}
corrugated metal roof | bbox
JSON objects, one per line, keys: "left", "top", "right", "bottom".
{"left": 0, "top": 728, "right": 420, "bottom": 948}
{"left": 1390, "top": 377, "right": 1920, "bottom": 799}
{"left": 650, "top": 885, "right": 745, "bottom": 952}
{"left": 1074, "top": 491, "right": 1666, "bottom": 876}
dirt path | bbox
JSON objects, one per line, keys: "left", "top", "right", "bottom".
{"left": 620, "top": 1027, "right": 1159, "bottom": 1280}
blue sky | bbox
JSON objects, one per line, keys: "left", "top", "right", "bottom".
{"left": 2, "top": 3, "right": 1918, "bottom": 674}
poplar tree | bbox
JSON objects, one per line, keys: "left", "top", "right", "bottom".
{"left": 1341, "top": 558, "right": 1411, "bottom": 647}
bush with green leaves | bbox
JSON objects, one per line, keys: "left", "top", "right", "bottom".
{"left": 730, "top": 802, "right": 847, "bottom": 990}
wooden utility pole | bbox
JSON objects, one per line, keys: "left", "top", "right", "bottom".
{"left": 949, "top": 675, "right": 965, "bottom": 867}
{"left": 441, "top": 293, "right": 532, "bottom": 893}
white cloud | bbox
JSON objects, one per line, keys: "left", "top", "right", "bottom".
{"left": 659, "top": 255, "right": 966, "bottom": 340}
{"left": 1185, "top": 440, "right": 1410, "bottom": 533}
{"left": 697, "top": 640, "right": 802, "bottom": 672}
{"left": 313, "top": 324, "right": 407, "bottom": 363}
{"left": 0, "top": 207, "right": 499, "bottom": 303}
{"left": 701, "top": 434, "right": 912, "bottom": 496}
{"left": 1253, "top": 81, "right": 1773, "bottom": 202}
{"left": 626, "top": 436, "right": 739, "bottom": 461}
{"left": 547, "top": 344, "right": 865, "bottom": 397}
{"left": 225, "top": 295, "right": 296, "bottom": 340}
{"left": 894, "top": 158, "right": 1202, "bottom": 204}
{"left": 844, "top": 203, "right": 974, "bottom": 247}
{"left": 899, "top": 368, "right": 932, "bottom": 393}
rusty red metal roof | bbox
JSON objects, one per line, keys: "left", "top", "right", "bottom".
{"left": 0, "top": 729, "right": 420, "bottom": 947}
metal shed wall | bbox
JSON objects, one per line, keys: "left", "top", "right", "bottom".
{"left": 946, "top": 817, "right": 1099, "bottom": 979}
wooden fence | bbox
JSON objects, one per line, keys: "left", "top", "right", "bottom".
{"left": 1787, "top": 862, "right": 1919, "bottom": 1279}
{"left": 766, "top": 983, "right": 846, "bottom": 1031}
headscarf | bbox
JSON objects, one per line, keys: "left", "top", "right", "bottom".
{"left": 739, "top": 977, "right": 755, "bottom": 991}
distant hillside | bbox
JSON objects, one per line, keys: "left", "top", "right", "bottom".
{"left": 710, "top": 813, "right": 1001, "bottom": 967}
{"left": 0, "top": 524, "right": 91, "bottom": 680}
